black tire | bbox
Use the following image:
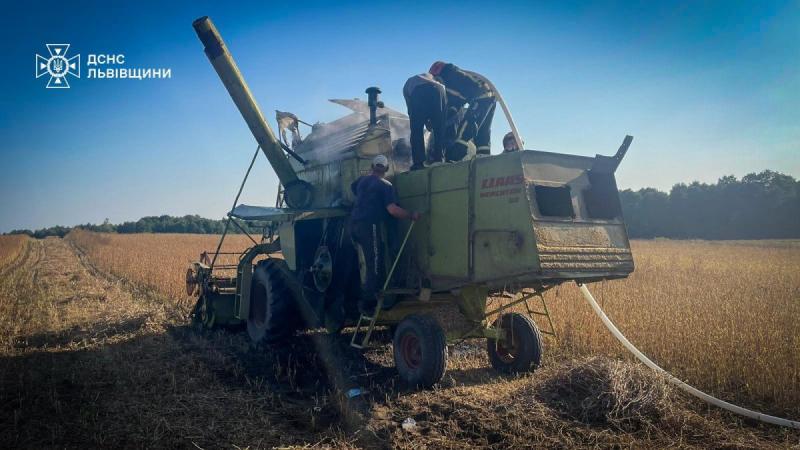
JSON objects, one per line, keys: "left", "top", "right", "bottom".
{"left": 191, "top": 295, "right": 216, "bottom": 332}
{"left": 487, "top": 313, "right": 543, "bottom": 374}
{"left": 247, "top": 260, "right": 296, "bottom": 344}
{"left": 393, "top": 315, "right": 447, "bottom": 388}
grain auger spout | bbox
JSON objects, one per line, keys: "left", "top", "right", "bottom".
{"left": 192, "top": 16, "right": 313, "bottom": 209}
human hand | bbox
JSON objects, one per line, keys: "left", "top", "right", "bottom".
{"left": 411, "top": 211, "right": 421, "bottom": 221}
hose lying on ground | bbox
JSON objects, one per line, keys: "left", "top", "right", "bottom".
{"left": 577, "top": 283, "right": 800, "bottom": 429}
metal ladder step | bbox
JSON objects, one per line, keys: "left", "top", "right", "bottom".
{"left": 534, "top": 294, "right": 557, "bottom": 338}
{"left": 350, "top": 222, "right": 416, "bottom": 350}
{"left": 349, "top": 308, "right": 381, "bottom": 350}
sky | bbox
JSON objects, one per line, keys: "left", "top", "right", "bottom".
{"left": 1, "top": 0, "right": 798, "bottom": 232}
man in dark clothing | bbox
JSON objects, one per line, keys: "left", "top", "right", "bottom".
{"left": 350, "top": 155, "right": 420, "bottom": 315}
{"left": 503, "top": 131, "right": 523, "bottom": 152}
{"left": 403, "top": 73, "right": 447, "bottom": 170}
{"left": 429, "top": 61, "right": 497, "bottom": 160}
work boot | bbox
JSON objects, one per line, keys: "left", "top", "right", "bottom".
{"left": 409, "top": 163, "right": 425, "bottom": 171}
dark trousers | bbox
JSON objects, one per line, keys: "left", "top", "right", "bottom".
{"left": 350, "top": 221, "right": 386, "bottom": 312}
{"left": 404, "top": 84, "right": 446, "bottom": 166}
{"left": 443, "top": 97, "right": 497, "bottom": 160}
{"left": 472, "top": 98, "right": 496, "bottom": 153}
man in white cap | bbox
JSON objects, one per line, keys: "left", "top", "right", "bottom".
{"left": 350, "top": 155, "right": 420, "bottom": 315}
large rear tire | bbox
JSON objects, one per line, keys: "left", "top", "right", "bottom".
{"left": 393, "top": 315, "right": 447, "bottom": 388}
{"left": 247, "top": 260, "right": 296, "bottom": 344}
{"left": 487, "top": 312, "right": 543, "bottom": 374}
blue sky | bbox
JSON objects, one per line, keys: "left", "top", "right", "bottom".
{"left": 1, "top": 1, "right": 798, "bottom": 232}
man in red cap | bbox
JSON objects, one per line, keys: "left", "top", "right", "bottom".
{"left": 428, "top": 61, "right": 496, "bottom": 161}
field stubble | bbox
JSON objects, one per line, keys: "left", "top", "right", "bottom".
{"left": 0, "top": 231, "right": 796, "bottom": 447}
{"left": 0, "top": 235, "right": 28, "bottom": 269}
{"left": 66, "top": 231, "right": 800, "bottom": 418}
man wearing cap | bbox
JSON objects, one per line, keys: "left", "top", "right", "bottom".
{"left": 403, "top": 72, "right": 447, "bottom": 170}
{"left": 428, "top": 61, "right": 497, "bottom": 161}
{"left": 350, "top": 155, "right": 420, "bottom": 315}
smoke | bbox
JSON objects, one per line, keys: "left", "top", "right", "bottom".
{"left": 292, "top": 109, "right": 412, "bottom": 169}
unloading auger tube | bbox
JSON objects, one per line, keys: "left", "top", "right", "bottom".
{"left": 193, "top": 16, "right": 313, "bottom": 209}
{"left": 577, "top": 283, "right": 800, "bottom": 429}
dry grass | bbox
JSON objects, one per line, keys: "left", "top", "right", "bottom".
{"left": 67, "top": 232, "right": 800, "bottom": 418}
{"left": 0, "top": 237, "right": 357, "bottom": 448}
{"left": 67, "top": 229, "right": 254, "bottom": 302}
{"left": 0, "top": 234, "right": 27, "bottom": 268}
{"left": 2, "top": 232, "right": 798, "bottom": 448}
{"left": 541, "top": 240, "right": 800, "bottom": 418}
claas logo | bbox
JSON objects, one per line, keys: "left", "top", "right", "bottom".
{"left": 480, "top": 174, "right": 524, "bottom": 190}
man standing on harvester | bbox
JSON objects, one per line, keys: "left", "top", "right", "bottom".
{"left": 430, "top": 61, "right": 497, "bottom": 161}
{"left": 404, "top": 62, "right": 497, "bottom": 168}
{"left": 350, "top": 155, "right": 420, "bottom": 315}
{"left": 403, "top": 72, "right": 447, "bottom": 170}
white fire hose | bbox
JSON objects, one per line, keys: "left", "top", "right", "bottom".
{"left": 577, "top": 283, "right": 800, "bottom": 429}
{"left": 488, "top": 81, "right": 797, "bottom": 429}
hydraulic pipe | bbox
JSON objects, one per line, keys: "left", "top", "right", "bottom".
{"left": 193, "top": 16, "right": 313, "bottom": 208}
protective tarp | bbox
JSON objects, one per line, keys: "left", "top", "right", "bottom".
{"left": 228, "top": 204, "right": 295, "bottom": 222}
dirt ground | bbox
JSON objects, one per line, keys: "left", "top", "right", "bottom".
{"left": 1, "top": 238, "right": 798, "bottom": 449}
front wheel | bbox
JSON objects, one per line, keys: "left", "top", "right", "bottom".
{"left": 393, "top": 315, "right": 447, "bottom": 388}
{"left": 487, "top": 313, "right": 543, "bottom": 374}
{"left": 247, "top": 260, "right": 296, "bottom": 344}
{"left": 190, "top": 295, "right": 215, "bottom": 332}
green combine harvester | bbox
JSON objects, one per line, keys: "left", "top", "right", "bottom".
{"left": 187, "top": 17, "right": 634, "bottom": 387}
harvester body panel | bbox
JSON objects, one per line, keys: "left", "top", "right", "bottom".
{"left": 394, "top": 150, "right": 633, "bottom": 291}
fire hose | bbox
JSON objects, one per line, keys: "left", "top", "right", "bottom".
{"left": 577, "top": 283, "right": 800, "bottom": 429}
{"left": 483, "top": 80, "right": 796, "bottom": 429}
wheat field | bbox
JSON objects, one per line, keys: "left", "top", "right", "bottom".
{"left": 67, "top": 230, "right": 255, "bottom": 301}
{"left": 0, "top": 235, "right": 27, "bottom": 268}
{"left": 64, "top": 231, "right": 800, "bottom": 418}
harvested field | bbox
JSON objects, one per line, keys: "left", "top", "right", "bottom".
{"left": 67, "top": 229, "right": 254, "bottom": 301}
{"left": 0, "top": 234, "right": 27, "bottom": 268}
{"left": 0, "top": 233, "right": 798, "bottom": 448}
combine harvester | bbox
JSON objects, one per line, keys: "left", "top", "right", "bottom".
{"left": 187, "top": 16, "right": 634, "bottom": 387}
{"left": 185, "top": 17, "right": 800, "bottom": 429}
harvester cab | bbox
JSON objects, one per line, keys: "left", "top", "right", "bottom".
{"left": 187, "top": 16, "right": 634, "bottom": 388}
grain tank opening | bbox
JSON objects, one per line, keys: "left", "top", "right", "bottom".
{"left": 533, "top": 185, "right": 574, "bottom": 218}
{"left": 583, "top": 171, "right": 623, "bottom": 220}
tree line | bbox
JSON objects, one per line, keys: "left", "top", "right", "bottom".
{"left": 5, "top": 170, "right": 798, "bottom": 240}
{"left": 6, "top": 215, "right": 263, "bottom": 239}
{"left": 619, "top": 170, "right": 798, "bottom": 239}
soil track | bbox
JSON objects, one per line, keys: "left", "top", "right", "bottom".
{"left": 0, "top": 238, "right": 350, "bottom": 448}
{"left": 0, "top": 238, "right": 797, "bottom": 449}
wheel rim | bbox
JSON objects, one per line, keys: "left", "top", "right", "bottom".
{"left": 186, "top": 268, "right": 198, "bottom": 296}
{"left": 495, "top": 324, "right": 518, "bottom": 364}
{"left": 400, "top": 332, "right": 423, "bottom": 370}
{"left": 200, "top": 298, "right": 215, "bottom": 328}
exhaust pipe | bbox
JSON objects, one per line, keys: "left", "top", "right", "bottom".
{"left": 193, "top": 16, "right": 313, "bottom": 208}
